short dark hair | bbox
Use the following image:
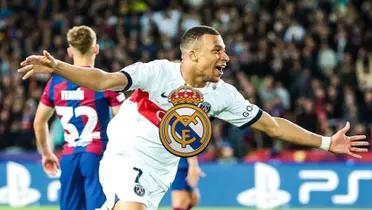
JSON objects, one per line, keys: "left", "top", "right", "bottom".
{"left": 180, "top": 25, "right": 220, "bottom": 51}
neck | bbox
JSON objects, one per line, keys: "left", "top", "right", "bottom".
{"left": 180, "top": 62, "right": 207, "bottom": 88}
{"left": 73, "top": 55, "right": 95, "bottom": 67}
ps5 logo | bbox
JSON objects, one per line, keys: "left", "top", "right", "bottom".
{"left": 0, "top": 161, "right": 60, "bottom": 207}
{"left": 236, "top": 162, "right": 290, "bottom": 209}
{"left": 299, "top": 169, "right": 372, "bottom": 204}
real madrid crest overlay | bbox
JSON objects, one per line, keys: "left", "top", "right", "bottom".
{"left": 159, "top": 85, "right": 212, "bottom": 157}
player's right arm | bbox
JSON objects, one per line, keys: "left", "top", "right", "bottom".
{"left": 18, "top": 50, "right": 128, "bottom": 91}
{"left": 217, "top": 83, "right": 369, "bottom": 159}
{"left": 186, "top": 157, "right": 204, "bottom": 188}
{"left": 33, "top": 103, "right": 60, "bottom": 176}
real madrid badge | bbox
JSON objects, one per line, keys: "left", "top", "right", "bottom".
{"left": 159, "top": 85, "right": 212, "bottom": 157}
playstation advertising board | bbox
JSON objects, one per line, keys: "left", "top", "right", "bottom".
{"left": 1, "top": 161, "right": 371, "bottom": 208}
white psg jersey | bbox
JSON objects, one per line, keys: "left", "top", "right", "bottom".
{"left": 106, "top": 59, "right": 262, "bottom": 186}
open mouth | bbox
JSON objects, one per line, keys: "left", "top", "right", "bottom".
{"left": 216, "top": 65, "right": 226, "bottom": 75}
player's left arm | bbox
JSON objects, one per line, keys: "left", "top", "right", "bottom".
{"left": 250, "top": 111, "right": 369, "bottom": 158}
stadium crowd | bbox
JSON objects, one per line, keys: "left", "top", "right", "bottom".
{"left": 0, "top": 0, "right": 371, "bottom": 162}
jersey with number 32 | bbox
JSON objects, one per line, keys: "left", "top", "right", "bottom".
{"left": 41, "top": 74, "right": 124, "bottom": 155}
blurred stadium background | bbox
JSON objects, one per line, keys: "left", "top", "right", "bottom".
{"left": 0, "top": 0, "right": 371, "bottom": 209}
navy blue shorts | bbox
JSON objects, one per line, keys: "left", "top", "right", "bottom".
{"left": 171, "top": 167, "right": 192, "bottom": 192}
{"left": 59, "top": 153, "right": 105, "bottom": 210}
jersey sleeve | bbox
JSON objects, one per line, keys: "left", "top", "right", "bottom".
{"left": 119, "top": 60, "right": 162, "bottom": 92}
{"left": 40, "top": 79, "right": 53, "bottom": 107}
{"left": 215, "top": 86, "right": 262, "bottom": 128}
{"left": 104, "top": 90, "right": 125, "bottom": 106}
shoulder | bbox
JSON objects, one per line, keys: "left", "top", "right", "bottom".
{"left": 148, "top": 59, "right": 179, "bottom": 71}
{"left": 149, "top": 59, "right": 173, "bottom": 65}
{"left": 124, "top": 59, "right": 177, "bottom": 72}
{"left": 208, "top": 80, "right": 245, "bottom": 106}
{"left": 47, "top": 74, "right": 65, "bottom": 86}
{"left": 142, "top": 59, "right": 180, "bottom": 74}
{"left": 132, "top": 59, "right": 174, "bottom": 67}
{"left": 214, "top": 79, "right": 239, "bottom": 94}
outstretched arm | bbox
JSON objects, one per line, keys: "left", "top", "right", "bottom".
{"left": 18, "top": 51, "right": 128, "bottom": 91}
{"left": 251, "top": 111, "right": 369, "bottom": 158}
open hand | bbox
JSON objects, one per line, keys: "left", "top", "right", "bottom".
{"left": 329, "top": 122, "right": 369, "bottom": 159}
{"left": 18, "top": 50, "right": 58, "bottom": 80}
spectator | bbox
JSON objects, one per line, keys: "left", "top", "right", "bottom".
{"left": 356, "top": 50, "right": 372, "bottom": 91}
{"left": 1, "top": 0, "right": 371, "bottom": 161}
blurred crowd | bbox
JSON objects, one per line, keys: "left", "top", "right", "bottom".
{"left": 0, "top": 0, "right": 371, "bottom": 162}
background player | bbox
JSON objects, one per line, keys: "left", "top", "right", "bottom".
{"left": 171, "top": 157, "right": 203, "bottom": 210}
{"left": 19, "top": 25, "right": 369, "bottom": 210}
{"left": 33, "top": 25, "right": 124, "bottom": 210}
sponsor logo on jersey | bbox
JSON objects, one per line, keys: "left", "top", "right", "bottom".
{"left": 242, "top": 105, "right": 254, "bottom": 117}
{"left": 159, "top": 85, "right": 212, "bottom": 157}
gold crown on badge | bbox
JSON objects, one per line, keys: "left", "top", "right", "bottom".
{"left": 168, "top": 85, "right": 203, "bottom": 106}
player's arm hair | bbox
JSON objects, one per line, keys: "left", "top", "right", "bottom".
{"left": 250, "top": 111, "right": 322, "bottom": 148}
{"left": 33, "top": 103, "right": 55, "bottom": 156}
{"left": 54, "top": 61, "right": 128, "bottom": 91}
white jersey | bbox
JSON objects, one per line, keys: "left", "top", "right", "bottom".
{"left": 105, "top": 59, "right": 262, "bottom": 186}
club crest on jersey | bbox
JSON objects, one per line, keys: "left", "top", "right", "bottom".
{"left": 159, "top": 85, "right": 212, "bottom": 157}
{"left": 133, "top": 183, "right": 145, "bottom": 197}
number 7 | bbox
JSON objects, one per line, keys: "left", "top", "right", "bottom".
{"left": 133, "top": 167, "right": 143, "bottom": 183}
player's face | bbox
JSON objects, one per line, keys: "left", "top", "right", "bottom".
{"left": 195, "top": 34, "right": 229, "bottom": 83}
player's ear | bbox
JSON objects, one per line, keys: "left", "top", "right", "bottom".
{"left": 67, "top": 47, "right": 73, "bottom": 58}
{"left": 190, "top": 50, "right": 198, "bottom": 62}
{"left": 93, "top": 44, "right": 99, "bottom": 55}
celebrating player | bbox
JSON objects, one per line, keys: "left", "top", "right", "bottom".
{"left": 20, "top": 25, "right": 368, "bottom": 210}
{"left": 33, "top": 26, "right": 124, "bottom": 210}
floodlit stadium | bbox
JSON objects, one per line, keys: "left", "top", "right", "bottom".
{"left": 0, "top": 0, "right": 371, "bottom": 210}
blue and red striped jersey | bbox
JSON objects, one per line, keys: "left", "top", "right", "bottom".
{"left": 40, "top": 74, "right": 124, "bottom": 155}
